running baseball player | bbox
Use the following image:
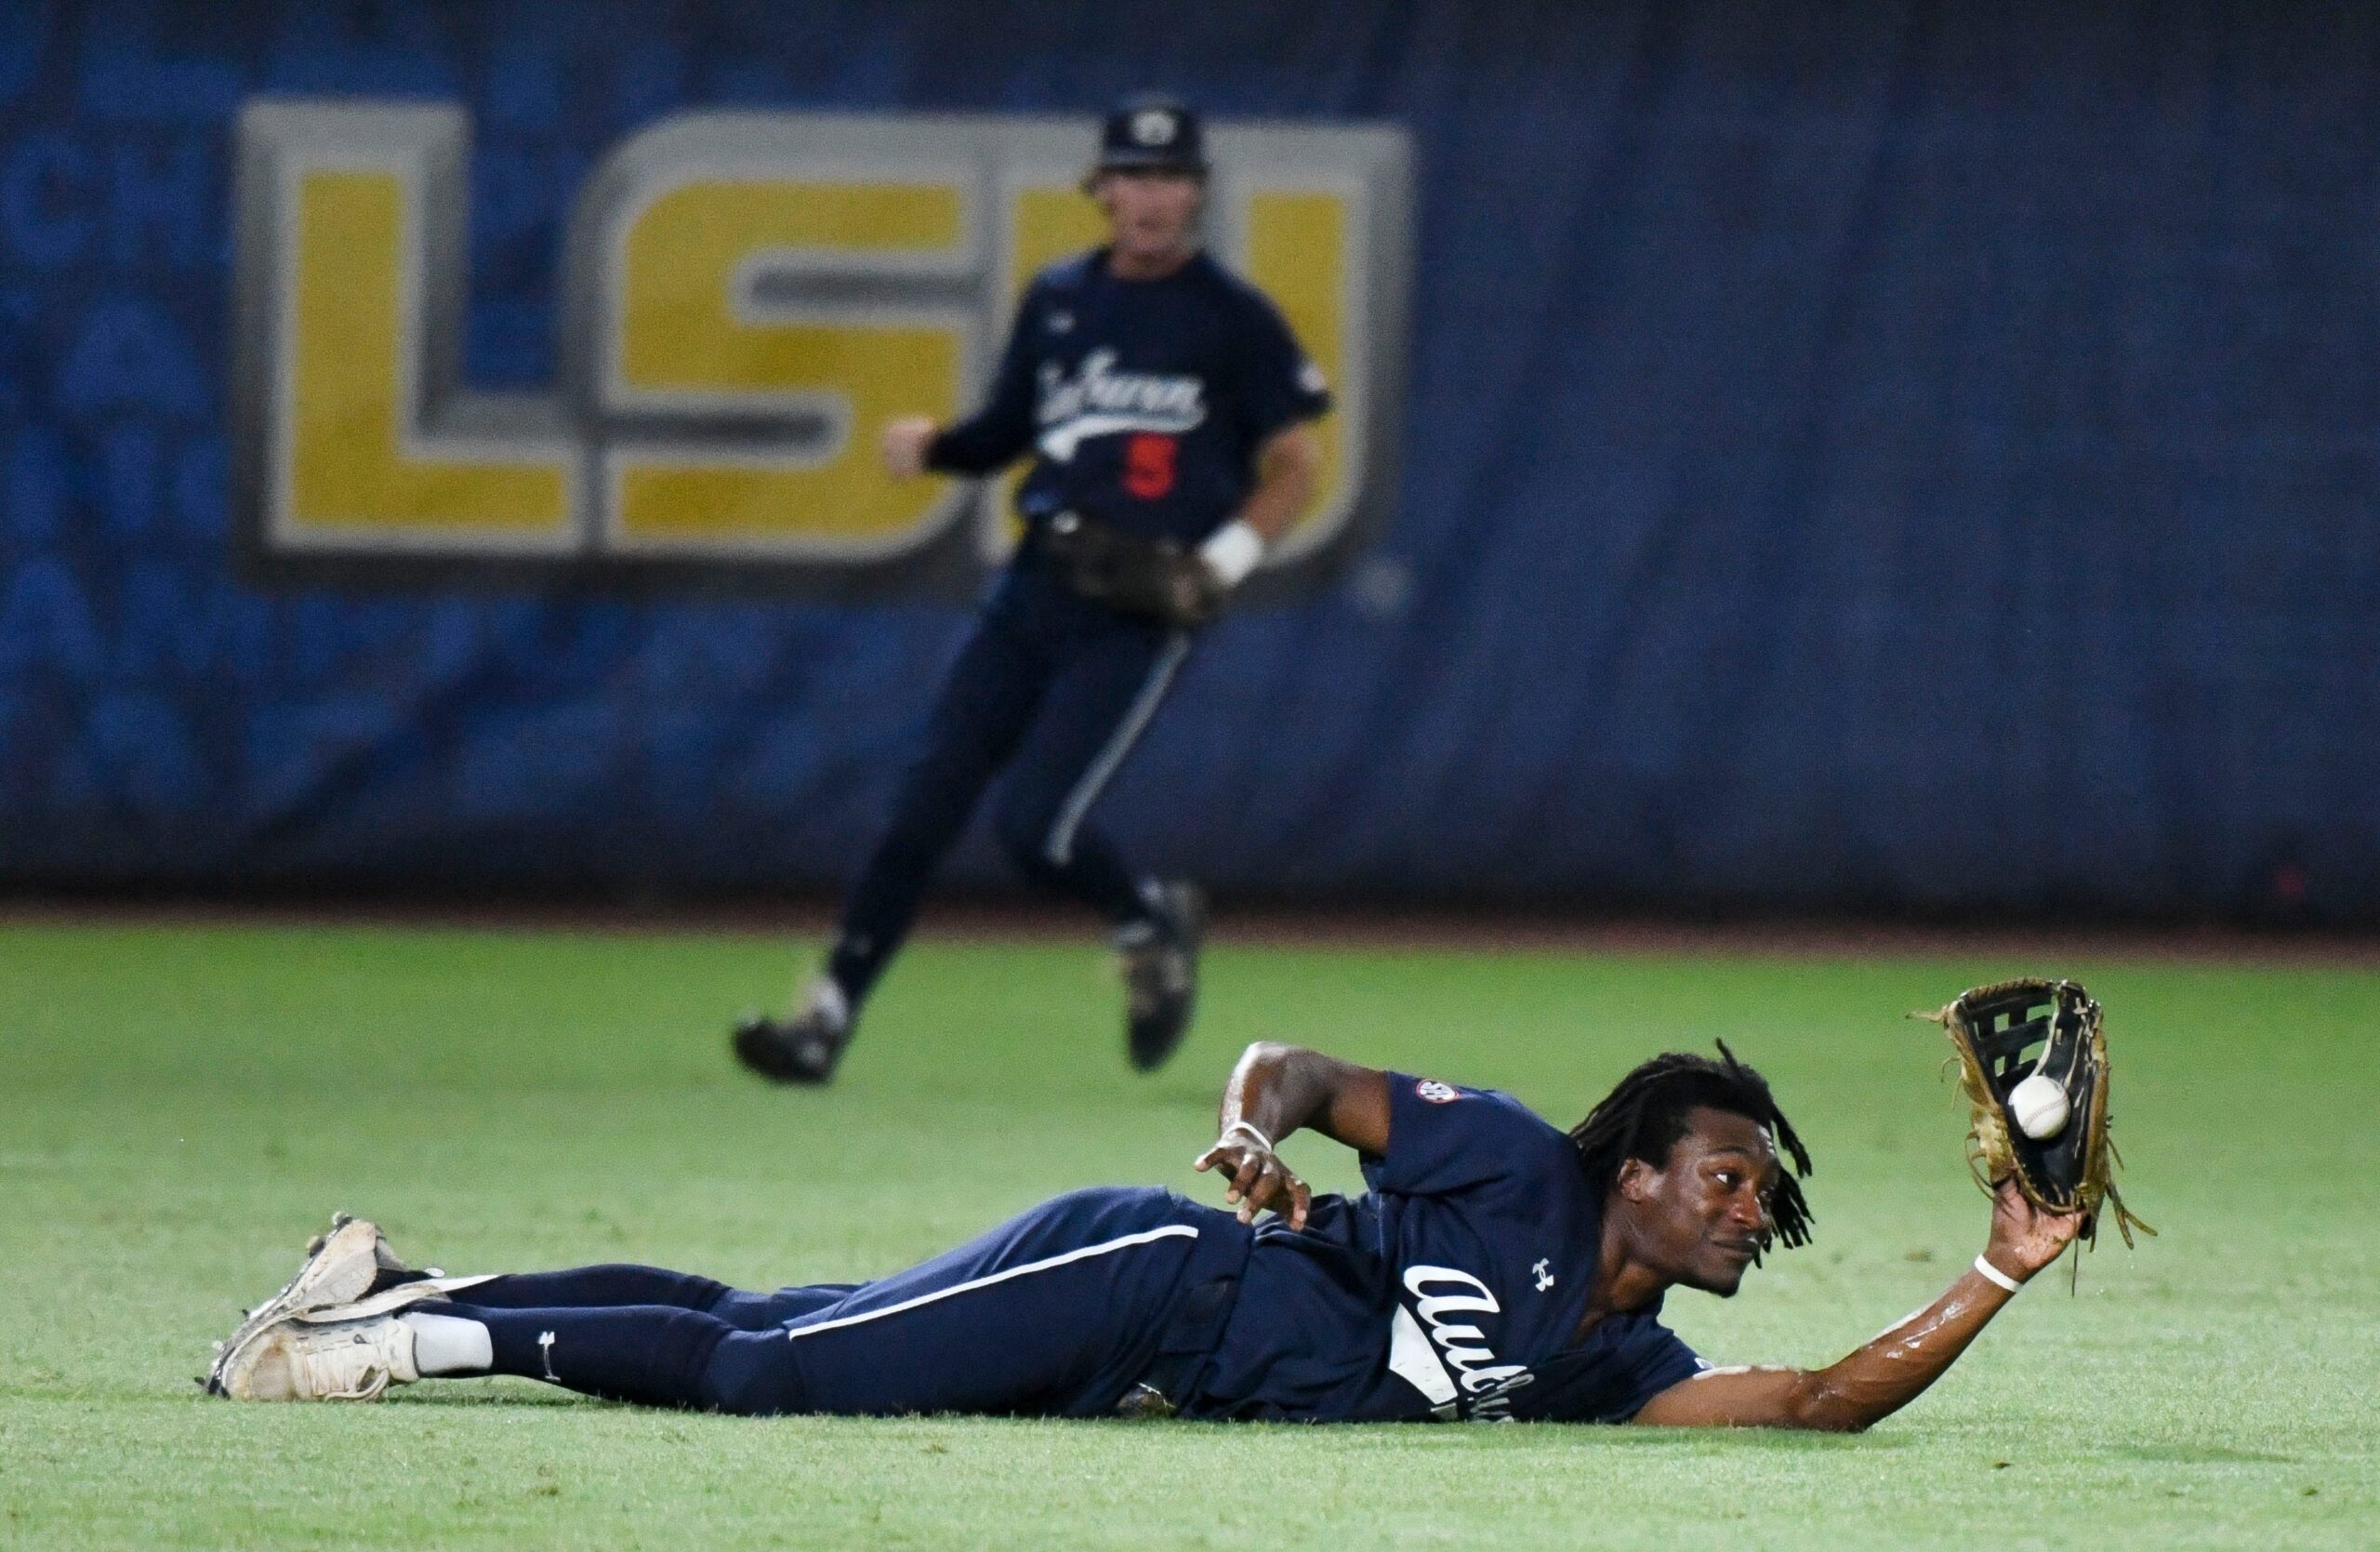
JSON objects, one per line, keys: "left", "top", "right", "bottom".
{"left": 209, "top": 1039, "right": 2091, "bottom": 1428}
{"left": 733, "top": 94, "right": 1330, "bottom": 1084}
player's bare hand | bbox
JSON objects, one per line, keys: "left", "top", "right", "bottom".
{"left": 881, "top": 416, "right": 938, "bottom": 478}
{"left": 1193, "top": 1133, "right": 1311, "bottom": 1229}
{"left": 1983, "top": 1177, "right": 2083, "bottom": 1280}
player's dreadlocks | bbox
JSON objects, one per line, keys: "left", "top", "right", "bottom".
{"left": 1567, "top": 1041, "right": 1815, "bottom": 1252}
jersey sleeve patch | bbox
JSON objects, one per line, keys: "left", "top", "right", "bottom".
{"left": 1369, "top": 1072, "right": 1570, "bottom": 1199}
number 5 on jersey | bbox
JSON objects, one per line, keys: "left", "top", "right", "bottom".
{"left": 1123, "top": 434, "right": 1178, "bottom": 500}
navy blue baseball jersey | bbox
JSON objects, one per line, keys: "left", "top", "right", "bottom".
{"left": 1186, "top": 1075, "right": 1707, "bottom": 1424}
{"left": 926, "top": 247, "right": 1330, "bottom": 544}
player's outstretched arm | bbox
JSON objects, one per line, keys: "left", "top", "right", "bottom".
{"left": 1631, "top": 1181, "right": 2082, "bottom": 1431}
{"left": 882, "top": 288, "right": 1043, "bottom": 479}
{"left": 1191, "top": 1042, "right": 1390, "bottom": 1230}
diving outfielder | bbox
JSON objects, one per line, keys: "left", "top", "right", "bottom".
{"left": 211, "top": 1041, "right": 2081, "bottom": 1429}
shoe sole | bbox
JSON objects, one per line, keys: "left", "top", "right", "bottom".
{"left": 732, "top": 1018, "right": 840, "bottom": 1084}
{"left": 205, "top": 1214, "right": 388, "bottom": 1396}
{"left": 291, "top": 1274, "right": 496, "bottom": 1323}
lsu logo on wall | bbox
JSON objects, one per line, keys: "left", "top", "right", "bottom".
{"left": 230, "top": 100, "right": 1411, "bottom": 600}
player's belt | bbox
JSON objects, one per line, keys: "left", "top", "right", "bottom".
{"left": 1115, "top": 1272, "right": 1240, "bottom": 1419}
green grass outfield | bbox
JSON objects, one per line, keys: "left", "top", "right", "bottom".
{"left": 3, "top": 918, "right": 2374, "bottom": 1550}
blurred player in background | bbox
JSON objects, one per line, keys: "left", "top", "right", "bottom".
{"left": 734, "top": 93, "right": 1330, "bottom": 1085}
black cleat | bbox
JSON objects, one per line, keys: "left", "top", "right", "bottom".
{"left": 733, "top": 986, "right": 850, "bottom": 1085}
{"left": 1121, "top": 882, "right": 1204, "bottom": 1072}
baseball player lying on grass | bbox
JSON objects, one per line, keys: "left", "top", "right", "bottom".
{"left": 211, "top": 988, "right": 2133, "bottom": 1426}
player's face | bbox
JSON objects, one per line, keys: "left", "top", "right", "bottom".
{"left": 1095, "top": 168, "right": 1205, "bottom": 264}
{"left": 1632, "top": 1108, "right": 1781, "bottom": 1297}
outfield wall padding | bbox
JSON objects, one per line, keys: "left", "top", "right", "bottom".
{"left": 3, "top": 2, "right": 2377, "bottom": 920}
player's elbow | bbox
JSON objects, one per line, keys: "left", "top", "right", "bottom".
{"left": 1793, "top": 1409, "right": 1875, "bottom": 1435}
{"left": 1274, "top": 422, "right": 1322, "bottom": 464}
{"left": 1251, "top": 423, "right": 1320, "bottom": 497}
{"left": 1779, "top": 1378, "right": 1878, "bottom": 1433}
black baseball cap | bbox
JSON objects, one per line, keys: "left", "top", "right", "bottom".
{"left": 1091, "top": 94, "right": 1208, "bottom": 178}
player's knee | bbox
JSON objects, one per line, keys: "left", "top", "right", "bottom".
{"left": 697, "top": 1331, "right": 808, "bottom": 1417}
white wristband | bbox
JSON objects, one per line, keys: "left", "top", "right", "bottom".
{"left": 1198, "top": 520, "right": 1265, "bottom": 589}
{"left": 1972, "top": 1254, "right": 2023, "bottom": 1293}
{"left": 1223, "top": 1120, "right": 1274, "bottom": 1153}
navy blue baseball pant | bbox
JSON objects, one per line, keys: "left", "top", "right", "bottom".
{"left": 826, "top": 554, "right": 1192, "bottom": 1006}
{"left": 435, "top": 1187, "right": 1249, "bottom": 1417}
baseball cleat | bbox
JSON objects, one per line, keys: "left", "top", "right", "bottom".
{"left": 214, "top": 1304, "right": 420, "bottom": 1403}
{"left": 210, "top": 1278, "right": 493, "bottom": 1401}
{"left": 1121, "top": 882, "right": 1204, "bottom": 1072}
{"left": 733, "top": 977, "right": 851, "bottom": 1085}
{"left": 204, "top": 1214, "right": 437, "bottom": 1397}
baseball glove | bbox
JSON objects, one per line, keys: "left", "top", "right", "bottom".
{"left": 1916, "top": 978, "right": 2151, "bottom": 1251}
{"left": 1041, "top": 511, "right": 1222, "bottom": 628}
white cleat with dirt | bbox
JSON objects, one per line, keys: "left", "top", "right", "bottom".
{"left": 215, "top": 1305, "right": 422, "bottom": 1402}
{"left": 210, "top": 1280, "right": 490, "bottom": 1402}
{"left": 204, "top": 1214, "right": 435, "bottom": 1396}
{"left": 205, "top": 1215, "right": 483, "bottom": 1398}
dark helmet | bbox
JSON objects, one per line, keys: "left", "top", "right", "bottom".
{"left": 1090, "top": 94, "right": 1209, "bottom": 179}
